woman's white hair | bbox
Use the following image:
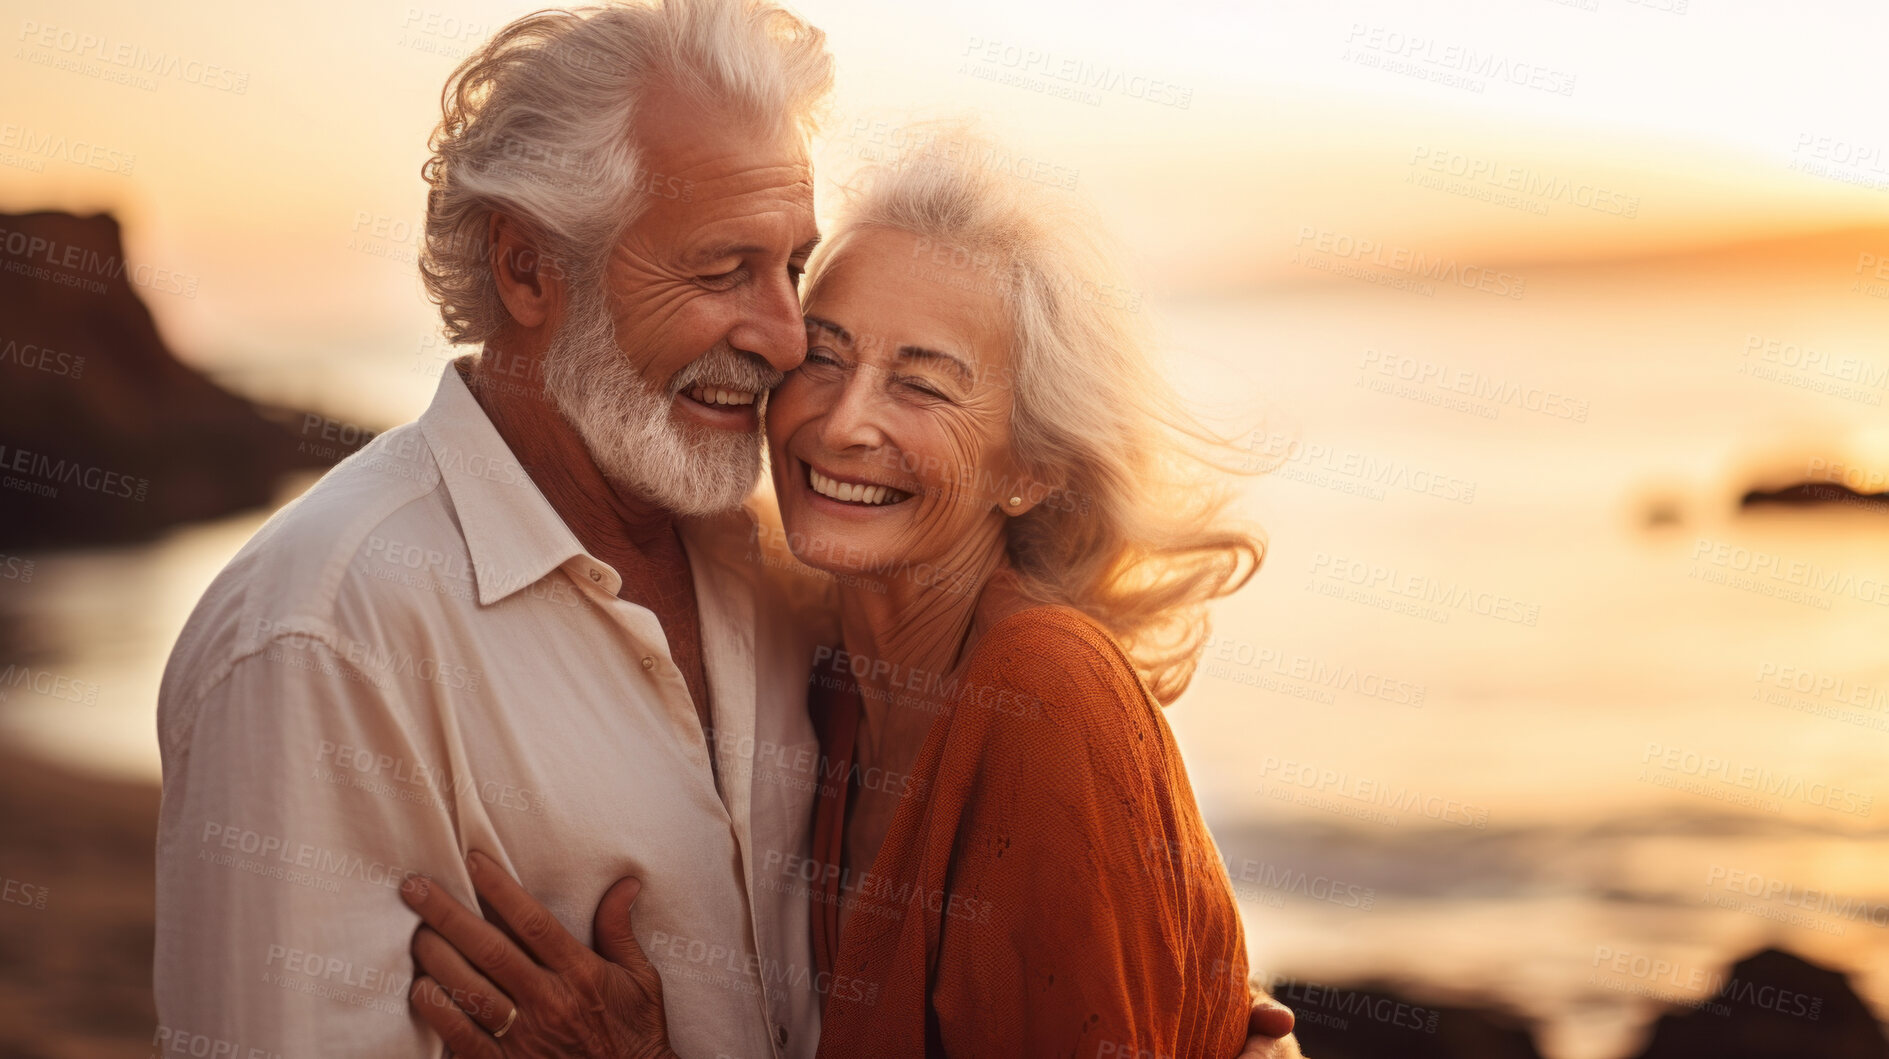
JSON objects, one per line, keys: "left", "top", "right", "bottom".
{"left": 804, "top": 122, "right": 1264, "bottom": 704}
{"left": 421, "top": 0, "right": 833, "bottom": 344}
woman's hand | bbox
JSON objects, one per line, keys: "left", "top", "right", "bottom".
{"left": 401, "top": 850, "right": 675, "bottom": 1059}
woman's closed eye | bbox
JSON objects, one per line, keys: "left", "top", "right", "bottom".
{"left": 797, "top": 348, "right": 849, "bottom": 378}
{"left": 893, "top": 374, "right": 949, "bottom": 401}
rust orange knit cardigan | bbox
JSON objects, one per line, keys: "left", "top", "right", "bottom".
{"left": 807, "top": 606, "right": 1251, "bottom": 1058}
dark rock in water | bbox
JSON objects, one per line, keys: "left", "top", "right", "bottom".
{"left": 1741, "top": 481, "right": 1888, "bottom": 515}
{"left": 1628, "top": 948, "right": 1889, "bottom": 1059}
{"left": 1272, "top": 978, "right": 1543, "bottom": 1059}
{"left": 0, "top": 211, "right": 365, "bottom": 549}
{"left": 1642, "top": 499, "right": 1684, "bottom": 528}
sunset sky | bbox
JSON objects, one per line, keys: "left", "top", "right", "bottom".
{"left": 4, "top": 0, "right": 1887, "bottom": 385}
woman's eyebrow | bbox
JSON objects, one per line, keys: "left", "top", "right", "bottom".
{"left": 804, "top": 317, "right": 973, "bottom": 381}
{"left": 897, "top": 345, "right": 974, "bottom": 383}
{"left": 803, "top": 314, "right": 852, "bottom": 346}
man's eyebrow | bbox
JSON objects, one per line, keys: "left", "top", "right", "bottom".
{"left": 897, "top": 345, "right": 974, "bottom": 383}
{"left": 687, "top": 234, "right": 823, "bottom": 268}
{"left": 803, "top": 314, "right": 852, "bottom": 346}
{"left": 687, "top": 242, "right": 763, "bottom": 267}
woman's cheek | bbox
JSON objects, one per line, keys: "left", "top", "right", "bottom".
{"left": 924, "top": 429, "right": 1001, "bottom": 521}
{"left": 766, "top": 376, "right": 818, "bottom": 443}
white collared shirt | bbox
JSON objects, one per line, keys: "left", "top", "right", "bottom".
{"left": 155, "top": 361, "right": 830, "bottom": 1058}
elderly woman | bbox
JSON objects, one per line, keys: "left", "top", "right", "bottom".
{"left": 406, "top": 127, "right": 1274, "bottom": 1057}
{"left": 776, "top": 129, "right": 1264, "bottom": 1056}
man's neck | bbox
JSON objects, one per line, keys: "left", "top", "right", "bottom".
{"left": 460, "top": 345, "right": 678, "bottom": 560}
{"left": 459, "top": 343, "right": 716, "bottom": 743}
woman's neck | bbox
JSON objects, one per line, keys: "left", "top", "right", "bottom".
{"left": 833, "top": 517, "right": 1019, "bottom": 770}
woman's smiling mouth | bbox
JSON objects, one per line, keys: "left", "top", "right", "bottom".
{"left": 806, "top": 463, "right": 915, "bottom": 507}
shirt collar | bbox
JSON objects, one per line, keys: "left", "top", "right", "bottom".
{"left": 419, "top": 357, "right": 761, "bottom": 606}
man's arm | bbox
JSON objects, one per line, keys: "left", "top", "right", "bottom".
{"left": 155, "top": 634, "right": 468, "bottom": 1055}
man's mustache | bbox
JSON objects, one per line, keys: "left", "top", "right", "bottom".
{"left": 667, "top": 345, "right": 783, "bottom": 394}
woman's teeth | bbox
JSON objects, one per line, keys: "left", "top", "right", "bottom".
{"left": 809, "top": 467, "right": 909, "bottom": 506}
{"left": 687, "top": 386, "right": 758, "bottom": 407}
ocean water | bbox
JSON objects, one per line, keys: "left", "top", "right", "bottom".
{"left": 1161, "top": 253, "right": 1889, "bottom": 1058}
{"left": 2, "top": 250, "right": 1886, "bottom": 1057}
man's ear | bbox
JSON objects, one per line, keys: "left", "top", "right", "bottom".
{"left": 488, "top": 214, "right": 557, "bottom": 329}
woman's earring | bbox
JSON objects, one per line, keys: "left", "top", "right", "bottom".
{"left": 1008, "top": 496, "right": 1023, "bottom": 508}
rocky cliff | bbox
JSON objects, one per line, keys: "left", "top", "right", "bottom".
{"left": 0, "top": 211, "right": 353, "bottom": 548}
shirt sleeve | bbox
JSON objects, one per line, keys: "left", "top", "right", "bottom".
{"left": 925, "top": 619, "right": 1243, "bottom": 1059}
{"left": 155, "top": 628, "right": 469, "bottom": 1057}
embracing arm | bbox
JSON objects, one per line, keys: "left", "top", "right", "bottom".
{"left": 389, "top": 830, "right": 1300, "bottom": 1059}
{"left": 398, "top": 851, "right": 676, "bottom": 1059}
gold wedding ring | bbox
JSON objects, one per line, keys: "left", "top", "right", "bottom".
{"left": 493, "top": 1004, "right": 518, "bottom": 1039}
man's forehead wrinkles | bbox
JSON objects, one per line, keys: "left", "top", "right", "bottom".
{"left": 701, "top": 204, "right": 814, "bottom": 228}
{"left": 684, "top": 208, "right": 818, "bottom": 254}
{"left": 660, "top": 184, "right": 814, "bottom": 223}
{"left": 690, "top": 183, "right": 815, "bottom": 213}
{"left": 664, "top": 154, "right": 812, "bottom": 185}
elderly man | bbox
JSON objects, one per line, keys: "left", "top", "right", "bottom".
{"left": 154, "top": 1, "right": 1301, "bottom": 1056}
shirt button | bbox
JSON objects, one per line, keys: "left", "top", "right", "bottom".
{"left": 588, "top": 569, "right": 603, "bottom": 583}
{"left": 775, "top": 1025, "right": 788, "bottom": 1047}
{"left": 641, "top": 656, "right": 656, "bottom": 670}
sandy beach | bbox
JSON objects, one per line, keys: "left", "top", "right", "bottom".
{"left": 0, "top": 749, "right": 157, "bottom": 1058}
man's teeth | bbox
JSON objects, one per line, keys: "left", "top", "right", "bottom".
{"left": 687, "top": 386, "right": 758, "bottom": 407}
{"left": 809, "top": 467, "right": 908, "bottom": 506}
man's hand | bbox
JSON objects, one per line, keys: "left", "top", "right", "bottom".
{"left": 1239, "top": 994, "right": 1306, "bottom": 1058}
{"left": 401, "top": 850, "right": 674, "bottom": 1058}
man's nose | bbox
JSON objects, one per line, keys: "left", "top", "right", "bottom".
{"left": 728, "top": 271, "right": 807, "bottom": 374}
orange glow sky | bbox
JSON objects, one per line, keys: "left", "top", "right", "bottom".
{"left": 5, "top": 0, "right": 1888, "bottom": 363}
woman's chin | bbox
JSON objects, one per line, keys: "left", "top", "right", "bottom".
{"left": 777, "top": 518, "right": 878, "bottom": 576}
{"left": 789, "top": 550, "right": 883, "bottom": 581}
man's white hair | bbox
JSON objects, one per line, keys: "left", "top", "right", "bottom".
{"left": 420, "top": 0, "right": 833, "bottom": 345}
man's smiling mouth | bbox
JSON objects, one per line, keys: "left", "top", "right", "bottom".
{"left": 683, "top": 385, "right": 759, "bottom": 406}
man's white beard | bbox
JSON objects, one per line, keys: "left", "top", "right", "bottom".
{"left": 542, "top": 284, "right": 780, "bottom": 518}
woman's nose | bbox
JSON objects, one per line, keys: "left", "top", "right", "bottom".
{"left": 816, "top": 368, "right": 888, "bottom": 452}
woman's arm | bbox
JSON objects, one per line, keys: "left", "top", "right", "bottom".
{"left": 400, "top": 851, "right": 675, "bottom": 1059}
